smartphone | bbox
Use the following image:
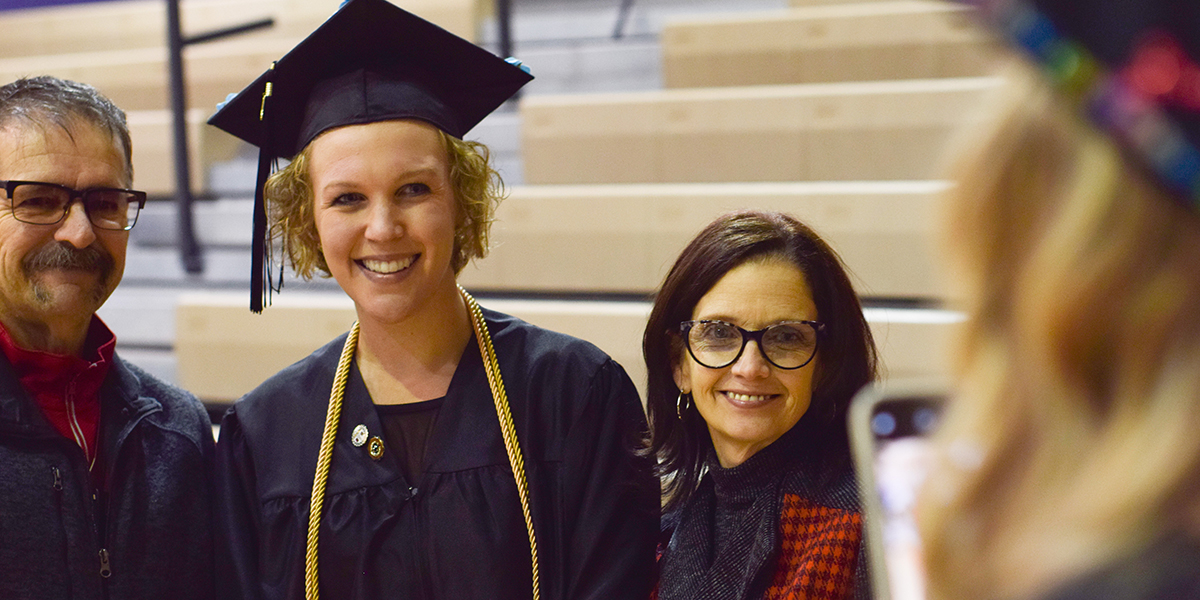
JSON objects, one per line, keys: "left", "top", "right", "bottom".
{"left": 849, "top": 381, "right": 946, "bottom": 600}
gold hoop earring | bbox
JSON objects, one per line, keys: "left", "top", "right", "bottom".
{"left": 676, "top": 392, "right": 691, "bottom": 419}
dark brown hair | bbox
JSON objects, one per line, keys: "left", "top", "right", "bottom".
{"left": 643, "top": 210, "right": 878, "bottom": 512}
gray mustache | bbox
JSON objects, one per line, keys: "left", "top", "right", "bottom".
{"left": 25, "top": 242, "right": 112, "bottom": 273}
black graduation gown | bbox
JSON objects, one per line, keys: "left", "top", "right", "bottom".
{"left": 215, "top": 308, "right": 659, "bottom": 600}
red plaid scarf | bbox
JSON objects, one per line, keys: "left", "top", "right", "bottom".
{"left": 763, "top": 494, "right": 862, "bottom": 600}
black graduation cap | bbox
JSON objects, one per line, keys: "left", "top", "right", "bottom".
{"left": 207, "top": 0, "right": 533, "bottom": 312}
{"left": 954, "top": 0, "right": 1200, "bottom": 207}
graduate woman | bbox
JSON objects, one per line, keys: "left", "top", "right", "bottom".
{"left": 207, "top": 1, "right": 658, "bottom": 598}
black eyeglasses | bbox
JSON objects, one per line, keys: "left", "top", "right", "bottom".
{"left": 680, "top": 319, "right": 824, "bottom": 370}
{"left": 0, "top": 180, "right": 146, "bottom": 231}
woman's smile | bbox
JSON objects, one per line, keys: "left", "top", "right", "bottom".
{"left": 720, "top": 390, "right": 781, "bottom": 407}
{"left": 359, "top": 254, "right": 417, "bottom": 275}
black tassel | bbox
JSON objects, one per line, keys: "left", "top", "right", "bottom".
{"left": 250, "top": 151, "right": 269, "bottom": 313}
{"left": 250, "top": 64, "right": 276, "bottom": 313}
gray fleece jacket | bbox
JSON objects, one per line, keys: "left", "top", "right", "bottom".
{"left": 0, "top": 352, "right": 215, "bottom": 600}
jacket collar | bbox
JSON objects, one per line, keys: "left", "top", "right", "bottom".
{"left": 0, "top": 350, "right": 160, "bottom": 437}
{"left": 0, "top": 352, "right": 43, "bottom": 436}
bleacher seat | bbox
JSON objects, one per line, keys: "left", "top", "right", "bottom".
{"left": 521, "top": 77, "right": 1000, "bottom": 184}
{"left": 460, "top": 181, "right": 949, "bottom": 301}
{"left": 663, "top": 1, "right": 1000, "bottom": 88}
{"left": 126, "top": 108, "right": 243, "bottom": 196}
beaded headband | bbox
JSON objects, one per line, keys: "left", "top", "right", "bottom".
{"left": 956, "top": 0, "right": 1200, "bottom": 209}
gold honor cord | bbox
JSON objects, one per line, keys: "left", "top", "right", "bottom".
{"left": 461, "top": 285, "right": 541, "bottom": 600}
{"left": 305, "top": 320, "right": 358, "bottom": 599}
{"left": 304, "top": 287, "right": 540, "bottom": 600}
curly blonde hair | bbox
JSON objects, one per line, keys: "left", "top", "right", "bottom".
{"left": 263, "top": 124, "right": 503, "bottom": 279}
{"left": 919, "top": 58, "right": 1200, "bottom": 600}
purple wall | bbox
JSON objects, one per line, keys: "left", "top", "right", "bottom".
{"left": 3, "top": 0, "right": 135, "bottom": 11}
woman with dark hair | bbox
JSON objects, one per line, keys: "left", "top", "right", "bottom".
{"left": 645, "top": 209, "right": 878, "bottom": 600}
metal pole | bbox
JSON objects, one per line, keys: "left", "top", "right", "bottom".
{"left": 167, "top": 0, "right": 204, "bottom": 274}
{"left": 613, "top": 0, "right": 636, "bottom": 39}
{"left": 496, "top": 0, "right": 512, "bottom": 61}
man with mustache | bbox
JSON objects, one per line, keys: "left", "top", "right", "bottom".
{"left": 0, "top": 76, "right": 214, "bottom": 600}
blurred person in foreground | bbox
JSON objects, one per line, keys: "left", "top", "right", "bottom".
{"left": 643, "top": 210, "right": 878, "bottom": 599}
{"left": 918, "top": 1, "right": 1200, "bottom": 599}
{"left": 207, "top": 0, "right": 658, "bottom": 598}
{"left": 0, "top": 76, "right": 214, "bottom": 599}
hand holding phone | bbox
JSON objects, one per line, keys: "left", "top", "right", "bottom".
{"left": 849, "top": 382, "right": 946, "bottom": 600}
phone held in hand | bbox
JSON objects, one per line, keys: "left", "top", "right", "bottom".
{"left": 849, "top": 381, "right": 946, "bottom": 600}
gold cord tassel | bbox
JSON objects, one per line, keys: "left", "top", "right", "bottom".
{"left": 305, "top": 321, "right": 358, "bottom": 600}
{"left": 461, "top": 286, "right": 541, "bottom": 600}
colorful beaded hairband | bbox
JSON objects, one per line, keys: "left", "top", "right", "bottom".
{"left": 958, "top": 0, "right": 1200, "bottom": 208}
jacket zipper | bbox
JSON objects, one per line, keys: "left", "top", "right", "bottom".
{"left": 95, "top": 472, "right": 113, "bottom": 600}
{"left": 97, "top": 398, "right": 153, "bottom": 593}
{"left": 95, "top": 477, "right": 112, "bottom": 585}
{"left": 99, "top": 547, "right": 112, "bottom": 578}
{"left": 50, "top": 466, "right": 76, "bottom": 598}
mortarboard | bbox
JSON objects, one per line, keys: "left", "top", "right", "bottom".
{"left": 954, "top": 0, "right": 1200, "bottom": 209}
{"left": 207, "top": 0, "right": 533, "bottom": 312}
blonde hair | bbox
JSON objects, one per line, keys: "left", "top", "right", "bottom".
{"left": 919, "top": 58, "right": 1200, "bottom": 600}
{"left": 263, "top": 124, "right": 503, "bottom": 279}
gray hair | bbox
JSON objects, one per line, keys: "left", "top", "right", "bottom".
{"left": 0, "top": 76, "right": 133, "bottom": 184}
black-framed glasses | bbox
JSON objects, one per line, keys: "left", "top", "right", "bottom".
{"left": 680, "top": 319, "right": 824, "bottom": 370}
{"left": 0, "top": 180, "right": 146, "bottom": 231}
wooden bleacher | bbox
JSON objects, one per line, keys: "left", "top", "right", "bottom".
{"left": 662, "top": 1, "right": 1000, "bottom": 88}
{"left": 125, "top": 108, "right": 243, "bottom": 197}
{"left": 521, "top": 77, "right": 999, "bottom": 184}
{"left": 459, "top": 181, "right": 948, "bottom": 300}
